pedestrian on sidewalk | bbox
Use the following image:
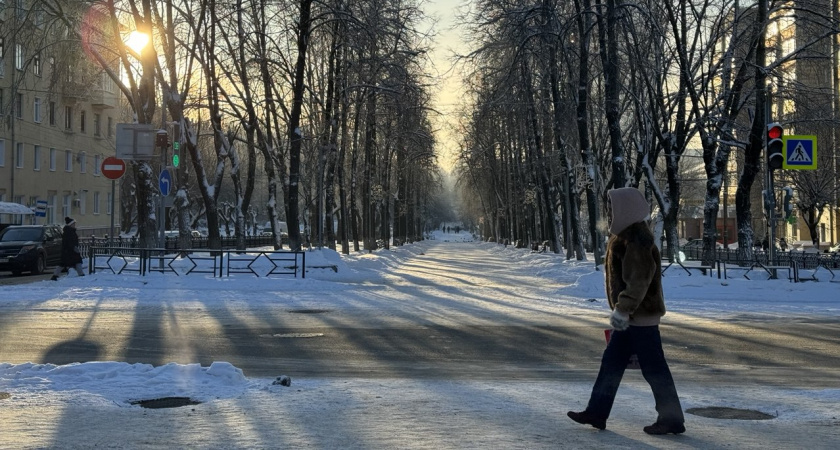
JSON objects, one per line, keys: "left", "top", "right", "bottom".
{"left": 51, "top": 217, "right": 85, "bottom": 280}
{"left": 567, "top": 187, "right": 685, "bottom": 435}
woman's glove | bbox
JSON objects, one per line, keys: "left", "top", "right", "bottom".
{"left": 610, "top": 310, "right": 630, "bottom": 331}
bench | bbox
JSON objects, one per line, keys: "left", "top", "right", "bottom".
{"left": 662, "top": 259, "right": 714, "bottom": 277}
{"left": 745, "top": 260, "right": 793, "bottom": 281}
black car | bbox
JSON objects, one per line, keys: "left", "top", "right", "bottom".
{"left": 0, "top": 225, "right": 64, "bottom": 275}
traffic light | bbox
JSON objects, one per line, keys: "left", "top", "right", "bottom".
{"left": 172, "top": 122, "right": 181, "bottom": 168}
{"left": 172, "top": 141, "right": 180, "bottom": 167}
{"left": 782, "top": 186, "right": 793, "bottom": 219}
{"left": 766, "top": 123, "right": 784, "bottom": 170}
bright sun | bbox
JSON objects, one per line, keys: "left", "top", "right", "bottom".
{"left": 124, "top": 31, "right": 149, "bottom": 53}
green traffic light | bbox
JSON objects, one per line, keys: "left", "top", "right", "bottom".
{"left": 173, "top": 154, "right": 180, "bottom": 167}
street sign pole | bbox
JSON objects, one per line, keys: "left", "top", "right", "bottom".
{"left": 156, "top": 130, "right": 169, "bottom": 270}
{"left": 101, "top": 156, "right": 126, "bottom": 248}
{"left": 110, "top": 179, "right": 116, "bottom": 247}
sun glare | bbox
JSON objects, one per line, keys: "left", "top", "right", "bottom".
{"left": 124, "top": 31, "right": 150, "bottom": 53}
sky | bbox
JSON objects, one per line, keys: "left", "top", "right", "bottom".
{"left": 422, "top": 1, "right": 469, "bottom": 172}
{"left": 1, "top": 229, "right": 839, "bottom": 447}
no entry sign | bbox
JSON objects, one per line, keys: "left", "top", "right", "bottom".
{"left": 102, "top": 156, "right": 127, "bottom": 180}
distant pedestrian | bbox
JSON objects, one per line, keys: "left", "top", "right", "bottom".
{"left": 779, "top": 238, "right": 787, "bottom": 252}
{"left": 762, "top": 236, "right": 769, "bottom": 252}
{"left": 51, "top": 217, "right": 85, "bottom": 280}
{"left": 567, "top": 187, "right": 685, "bottom": 435}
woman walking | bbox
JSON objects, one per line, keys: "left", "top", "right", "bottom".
{"left": 567, "top": 187, "right": 685, "bottom": 435}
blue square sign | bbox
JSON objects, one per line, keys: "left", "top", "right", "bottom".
{"left": 783, "top": 135, "right": 817, "bottom": 170}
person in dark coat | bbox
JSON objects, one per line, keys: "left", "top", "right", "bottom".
{"left": 51, "top": 217, "right": 85, "bottom": 280}
{"left": 567, "top": 187, "right": 685, "bottom": 435}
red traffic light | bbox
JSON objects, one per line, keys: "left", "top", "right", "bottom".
{"left": 767, "top": 123, "right": 783, "bottom": 140}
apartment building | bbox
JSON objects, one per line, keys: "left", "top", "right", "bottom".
{"left": 0, "top": 1, "right": 121, "bottom": 235}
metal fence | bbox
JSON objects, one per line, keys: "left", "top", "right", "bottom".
{"left": 680, "top": 246, "right": 840, "bottom": 270}
{"left": 87, "top": 246, "right": 307, "bottom": 278}
{"left": 79, "top": 235, "right": 281, "bottom": 256}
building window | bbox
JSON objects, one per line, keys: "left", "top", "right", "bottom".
{"left": 33, "top": 97, "right": 42, "bottom": 123}
{"left": 93, "top": 192, "right": 100, "bottom": 214}
{"left": 0, "top": 139, "right": 5, "bottom": 167}
{"left": 64, "top": 106, "right": 72, "bottom": 130}
{"left": 47, "top": 194, "right": 56, "bottom": 224}
{"left": 0, "top": 37, "right": 5, "bottom": 78}
{"left": 16, "top": 0, "right": 26, "bottom": 20}
{"left": 49, "top": 101, "right": 55, "bottom": 125}
{"left": 79, "top": 151, "right": 86, "bottom": 173}
{"left": 80, "top": 110, "right": 86, "bottom": 133}
{"left": 62, "top": 194, "right": 71, "bottom": 218}
{"left": 106, "top": 191, "right": 113, "bottom": 215}
{"left": 33, "top": 52, "right": 41, "bottom": 76}
{"left": 15, "top": 43, "right": 23, "bottom": 70}
{"left": 65, "top": 150, "right": 72, "bottom": 172}
{"left": 107, "top": 117, "right": 113, "bottom": 137}
{"left": 49, "top": 147, "right": 56, "bottom": 171}
{"left": 15, "top": 92, "right": 22, "bottom": 118}
{"left": 16, "top": 142, "right": 24, "bottom": 168}
{"left": 79, "top": 191, "right": 86, "bottom": 215}
{"left": 94, "top": 154, "right": 101, "bottom": 175}
{"left": 33, "top": 145, "right": 41, "bottom": 171}
{"left": 94, "top": 113, "right": 101, "bottom": 137}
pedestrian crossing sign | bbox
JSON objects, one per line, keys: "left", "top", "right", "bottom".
{"left": 782, "top": 135, "right": 817, "bottom": 170}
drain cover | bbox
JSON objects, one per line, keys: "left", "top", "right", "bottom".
{"left": 288, "top": 309, "right": 330, "bottom": 314}
{"left": 0, "top": 392, "right": 10, "bottom": 400}
{"left": 271, "top": 333, "right": 325, "bottom": 338}
{"left": 686, "top": 407, "right": 775, "bottom": 420}
{"left": 131, "top": 397, "right": 201, "bottom": 409}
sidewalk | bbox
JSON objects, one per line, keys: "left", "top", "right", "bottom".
{"left": 1, "top": 377, "right": 837, "bottom": 449}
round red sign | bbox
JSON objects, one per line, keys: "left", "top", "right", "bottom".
{"left": 101, "top": 156, "right": 127, "bottom": 180}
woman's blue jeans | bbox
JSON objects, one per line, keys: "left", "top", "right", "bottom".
{"left": 585, "top": 325, "right": 684, "bottom": 424}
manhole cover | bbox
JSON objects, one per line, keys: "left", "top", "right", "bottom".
{"left": 131, "top": 397, "right": 201, "bottom": 409}
{"left": 686, "top": 407, "right": 775, "bottom": 420}
{"left": 288, "top": 309, "right": 330, "bottom": 314}
{"left": 0, "top": 392, "right": 10, "bottom": 400}
{"left": 269, "top": 333, "right": 325, "bottom": 338}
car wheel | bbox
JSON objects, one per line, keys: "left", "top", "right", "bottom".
{"left": 31, "top": 255, "right": 46, "bottom": 275}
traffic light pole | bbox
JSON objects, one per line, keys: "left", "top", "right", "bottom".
{"left": 765, "top": 98, "right": 777, "bottom": 277}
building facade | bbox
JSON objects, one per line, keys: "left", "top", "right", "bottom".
{"left": 0, "top": 1, "right": 121, "bottom": 236}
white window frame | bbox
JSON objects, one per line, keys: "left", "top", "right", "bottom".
{"left": 79, "top": 191, "right": 87, "bottom": 215}
{"left": 62, "top": 194, "right": 71, "bottom": 218}
{"left": 49, "top": 147, "right": 56, "bottom": 171}
{"left": 15, "top": 43, "right": 23, "bottom": 70}
{"left": 33, "top": 52, "right": 41, "bottom": 76}
{"left": 15, "top": 142, "right": 23, "bottom": 168}
{"left": 33, "top": 97, "right": 42, "bottom": 123}
{"left": 47, "top": 194, "right": 56, "bottom": 224}
{"left": 93, "top": 191, "right": 100, "bottom": 214}
{"left": 64, "top": 106, "right": 72, "bottom": 130}
{"left": 33, "top": 145, "right": 41, "bottom": 171}
{"left": 65, "top": 149, "right": 72, "bottom": 172}
{"left": 107, "top": 191, "right": 113, "bottom": 215}
{"left": 94, "top": 154, "right": 101, "bottom": 175}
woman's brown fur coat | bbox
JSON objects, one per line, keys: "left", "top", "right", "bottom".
{"left": 605, "top": 222, "right": 666, "bottom": 326}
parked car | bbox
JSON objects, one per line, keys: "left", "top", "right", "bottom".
{"left": 0, "top": 225, "right": 64, "bottom": 275}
